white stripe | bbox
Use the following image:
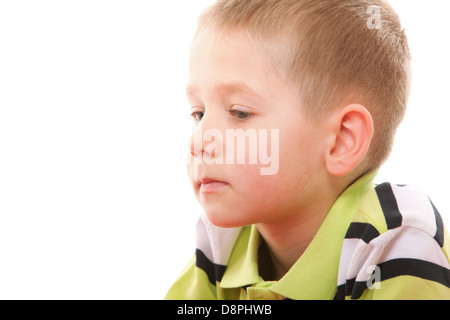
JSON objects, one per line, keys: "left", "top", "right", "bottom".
{"left": 375, "top": 226, "right": 450, "bottom": 269}
{"left": 338, "top": 238, "right": 368, "bottom": 285}
{"left": 354, "top": 227, "right": 450, "bottom": 283}
{"left": 196, "top": 216, "right": 214, "bottom": 262}
{"left": 339, "top": 227, "right": 450, "bottom": 284}
{"left": 196, "top": 215, "right": 242, "bottom": 266}
{"left": 391, "top": 184, "right": 436, "bottom": 237}
{"left": 340, "top": 238, "right": 385, "bottom": 284}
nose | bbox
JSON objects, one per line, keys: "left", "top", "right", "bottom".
{"left": 190, "top": 122, "right": 204, "bottom": 159}
{"left": 189, "top": 115, "right": 221, "bottom": 161}
{"left": 190, "top": 123, "right": 203, "bottom": 158}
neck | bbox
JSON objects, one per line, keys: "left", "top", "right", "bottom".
{"left": 256, "top": 184, "right": 343, "bottom": 281}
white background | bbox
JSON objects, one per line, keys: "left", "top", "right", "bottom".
{"left": 0, "top": 0, "right": 448, "bottom": 300}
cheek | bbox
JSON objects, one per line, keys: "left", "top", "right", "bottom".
{"left": 230, "top": 163, "right": 267, "bottom": 188}
{"left": 229, "top": 126, "right": 317, "bottom": 195}
{"left": 267, "top": 129, "right": 320, "bottom": 196}
{"left": 279, "top": 124, "right": 321, "bottom": 167}
{"left": 229, "top": 164, "right": 285, "bottom": 207}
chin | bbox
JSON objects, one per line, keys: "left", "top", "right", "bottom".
{"left": 205, "top": 210, "right": 252, "bottom": 229}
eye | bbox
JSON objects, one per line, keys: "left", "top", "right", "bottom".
{"left": 230, "top": 110, "right": 252, "bottom": 120}
{"left": 229, "top": 105, "right": 254, "bottom": 120}
{"left": 190, "top": 111, "right": 204, "bottom": 122}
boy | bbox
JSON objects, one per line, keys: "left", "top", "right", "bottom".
{"left": 165, "top": 0, "right": 450, "bottom": 300}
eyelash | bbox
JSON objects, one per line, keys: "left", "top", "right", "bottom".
{"left": 190, "top": 109, "right": 253, "bottom": 122}
{"left": 229, "top": 110, "right": 253, "bottom": 121}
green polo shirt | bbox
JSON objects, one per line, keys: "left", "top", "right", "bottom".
{"left": 165, "top": 172, "right": 450, "bottom": 300}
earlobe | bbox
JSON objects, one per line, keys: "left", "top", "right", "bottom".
{"left": 326, "top": 104, "right": 374, "bottom": 177}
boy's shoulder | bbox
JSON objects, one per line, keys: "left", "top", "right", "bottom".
{"left": 351, "top": 182, "right": 445, "bottom": 244}
{"left": 337, "top": 181, "right": 450, "bottom": 299}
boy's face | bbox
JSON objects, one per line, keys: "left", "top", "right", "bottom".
{"left": 186, "top": 29, "right": 329, "bottom": 228}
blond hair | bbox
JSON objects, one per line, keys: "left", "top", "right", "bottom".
{"left": 196, "top": 0, "right": 411, "bottom": 172}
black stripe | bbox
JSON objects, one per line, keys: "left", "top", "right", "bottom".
{"left": 335, "top": 284, "right": 345, "bottom": 300}
{"left": 375, "top": 183, "right": 402, "bottom": 230}
{"left": 379, "top": 258, "right": 450, "bottom": 288}
{"left": 342, "top": 279, "right": 353, "bottom": 299}
{"left": 348, "top": 258, "right": 450, "bottom": 300}
{"left": 345, "top": 222, "right": 380, "bottom": 243}
{"left": 350, "top": 280, "right": 373, "bottom": 300}
{"left": 336, "top": 277, "right": 372, "bottom": 300}
{"left": 195, "top": 249, "right": 226, "bottom": 285}
{"left": 430, "top": 199, "right": 445, "bottom": 248}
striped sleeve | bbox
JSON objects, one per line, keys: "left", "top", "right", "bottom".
{"left": 336, "top": 183, "right": 450, "bottom": 300}
{"left": 164, "top": 216, "right": 242, "bottom": 300}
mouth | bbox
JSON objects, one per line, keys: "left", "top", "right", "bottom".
{"left": 197, "top": 177, "right": 229, "bottom": 194}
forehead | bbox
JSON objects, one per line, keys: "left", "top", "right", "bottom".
{"left": 189, "top": 29, "right": 263, "bottom": 76}
{"left": 187, "top": 29, "right": 285, "bottom": 101}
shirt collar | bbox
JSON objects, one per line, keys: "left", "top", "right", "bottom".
{"left": 220, "top": 171, "right": 378, "bottom": 299}
{"left": 220, "top": 224, "right": 262, "bottom": 288}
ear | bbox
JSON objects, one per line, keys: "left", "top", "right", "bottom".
{"left": 325, "top": 104, "right": 374, "bottom": 177}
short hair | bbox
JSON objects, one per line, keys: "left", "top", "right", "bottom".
{"left": 196, "top": 0, "right": 411, "bottom": 173}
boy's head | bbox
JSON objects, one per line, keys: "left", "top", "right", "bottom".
{"left": 187, "top": 0, "right": 411, "bottom": 227}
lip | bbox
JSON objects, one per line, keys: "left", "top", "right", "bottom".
{"left": 197, "top": 177, "right": 229, "bottom": 194}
